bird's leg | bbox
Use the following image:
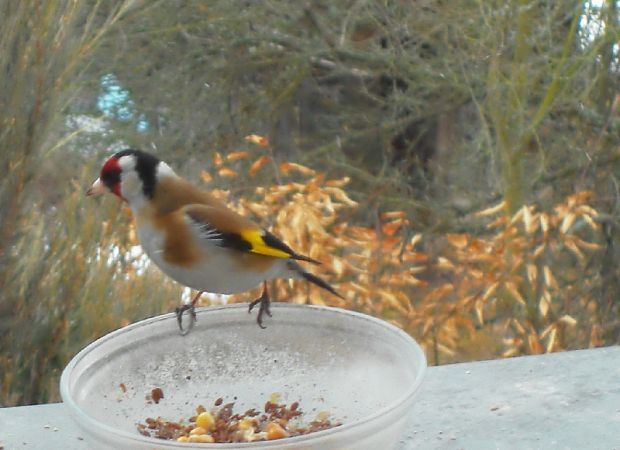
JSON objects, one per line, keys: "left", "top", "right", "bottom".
{"left": 248, "top": 282, "right": 271, "bottom": 329}
{"left": 175, "top": 291, "right": 202, "bottom": 336}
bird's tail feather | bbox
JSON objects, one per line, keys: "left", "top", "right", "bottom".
{"left": 291, "top": 253, "right": 321, "bottom": 265}
{"left": 300, "top": 270, "right": 344, "bottom": 299}
{"left": 287, "top": 260, "right": 343, "bottom": 299}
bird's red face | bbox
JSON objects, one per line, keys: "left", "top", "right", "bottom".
{"left": 86, "top": 155, "right": 123, "bottom": 199}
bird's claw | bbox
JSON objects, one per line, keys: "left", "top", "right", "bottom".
{"left": 248, "top": 290, "right": 271, "bottom": 329}
{"left": 176, "top": 304, "right": 196, "bottom": 336}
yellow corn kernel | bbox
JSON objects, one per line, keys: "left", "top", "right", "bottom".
{"left": 189, "top": 434, "right": 215, "bottom": 443}
{"left": 238, "top": 418, "right": 254, "bottom": 430}
{"left": 266, "top": 421, "right": 288, "bottom": 440}
{"left": 196, "top": 411, "right": 215, "bottom": 431}
{"left": 189, "top": 426, "right": 207, "bottom": 435}
{"left": 315, "top": 411, "right": 331, "bottom": 421}
{"left": 176, "top": 436, "right": 189, "bottom": 442}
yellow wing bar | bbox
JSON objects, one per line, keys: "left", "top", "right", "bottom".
{"left": 239, "top": 229, "right": 292, "bottom": 259}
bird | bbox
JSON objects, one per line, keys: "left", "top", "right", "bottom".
{"left": 87, "top": 149, "right": 342, "bottom": 334}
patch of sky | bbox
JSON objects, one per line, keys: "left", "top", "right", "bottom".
{"left": 579, "top": 0, "right": 616, "bottom": 48}
{"left": 97, "top": 73, "right": 149, "bottom": 131}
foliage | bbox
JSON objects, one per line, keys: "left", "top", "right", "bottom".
{"left": 206, "top": 140, "right": 615, "bottom": 366}
{"left": 75, "top": 0, "right": 620, "bottom": 222}
{"left": 1, "top": 175, "right": 178, "bottom": 405}
{"left": 0, "top": 0, "right": 161, "bottom": 405}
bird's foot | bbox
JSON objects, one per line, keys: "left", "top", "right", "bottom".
{"left": 248, "top": 286, "right": 271, "bottom": 329}
{"left": 175, "top": 303, "right": 196, "bottom": 336}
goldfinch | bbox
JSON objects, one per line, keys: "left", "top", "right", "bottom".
{"left": 87, "top": 149, "right": 342, "bottom": 333}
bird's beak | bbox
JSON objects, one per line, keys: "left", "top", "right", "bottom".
{"left": 86, "top": 178, "right": 107, "bottom": 197}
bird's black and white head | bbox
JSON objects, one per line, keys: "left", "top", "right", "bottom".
{"left": 87, "top": 149, "right": 176, "bottom": 209}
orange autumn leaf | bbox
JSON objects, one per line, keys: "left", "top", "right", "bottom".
{"left": 279, "top": 162, "right": 316, "bottom": 176}
{"left": 468, "top": 238, "right": 485, "bottom": 253}
{"left": 217, "top": 167, "right": 238, "bottom": 178}
{"left": 486, "top": 215, "right": 509, "bottom": 229}
{"left": 200, "top": 170, "right": 213, "bottom": 184}
{"left": 539, "top": 294, "right": 550, "bottom": 317}
{"left": 323, "top": 187, "right": 358, "bottom": 206}
{"left": 213, "top": 152, "right": 223, "bottom": 166}
{"left": 528, "top": 334, "right": 545, "bottom": 354}
{"left": 248, "top": 155, "right": 271, "bottom": 176}
{"left": 382, "top": 220, "right": 403, "bottom": 236}
{"left": 325, "top": 177, "right": 350, "bottom": 187}
{"left": 474, "top": 201, "right": 506, "bottom": 217}
{"left": 331, "top": 257, "right": 345, "bottom": 277}
{"left": 348, "top": 227, "right": 376, "bottom": 240}
{"left": 559, "top": 212, "right": 576, "bottom": 234}
{"left": 226, "top": 151, "right": 250, "bottom": 161}
{"left": 244, "top": 134, "right": 270, "bottom": 147}
{"left": 504, "top": 282, "right": 525, "bottom": 305}
{"left": 558, "top": 315, "right": 577, "bottom": 326}
{"left": 446, "top": 234, "right": 468, "bottom": 249}
{"left": 381, "top": 236, "right": 401, "bottom": 249}
{"left": 409, "top": 233, "right": 422, "bottom": 248}
{"left": 590, "top": 325, "right": 605, "bottom": 347}
{"left": 401, "top": 251, "right": 427, "bottom": 262}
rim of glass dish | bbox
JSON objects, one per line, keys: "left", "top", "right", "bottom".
{"left": 60, "top": 303, "right": 427, "bottom": 448}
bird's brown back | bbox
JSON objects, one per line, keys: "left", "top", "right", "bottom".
{"left": 152, "top": 176, "right": 226, "bottom": 215}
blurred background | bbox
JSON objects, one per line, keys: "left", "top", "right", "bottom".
{"left": 1, "top": 0, "right": 619, "bottom": 406}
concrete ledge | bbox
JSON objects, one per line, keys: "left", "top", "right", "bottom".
{"left": 404, "top": 346, "right": 620, "bottom": 449}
